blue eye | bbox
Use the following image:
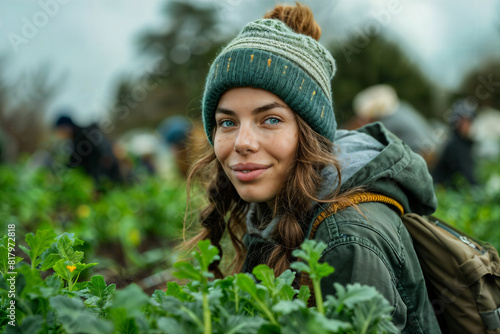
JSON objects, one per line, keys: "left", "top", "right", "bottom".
{"left": 220, "top": 120, "right": 236, "bottom": 128}
{"left": 264, "top": 117, "right": 280, "bottom": 125}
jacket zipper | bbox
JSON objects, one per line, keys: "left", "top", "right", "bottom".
{"left": 434, "top": 221, "right": 482, "bottom": 253}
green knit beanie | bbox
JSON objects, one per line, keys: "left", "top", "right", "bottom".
{"left": 202, "top": 19, "right": 337, "bottom": 144}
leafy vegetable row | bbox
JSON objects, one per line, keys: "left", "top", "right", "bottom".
{"left": 1, "top": 230, "right": 397, "bottom": 333}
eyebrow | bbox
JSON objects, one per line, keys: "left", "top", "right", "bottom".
{"left": 215, "top": 102, "right": 288, "bottom": 116}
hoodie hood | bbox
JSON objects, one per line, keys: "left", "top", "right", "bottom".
{"left": 337, "top": 122, "right": 437, "bottom": 215}
{"left": 246, "top": 122, "right": 437, "bottom": 240}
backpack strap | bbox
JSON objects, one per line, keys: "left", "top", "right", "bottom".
{"left": 301, "top": 191, "right": 404, "bottom": 307}
{"left": 308, "top": 192, "right": 404, "bottom": 240}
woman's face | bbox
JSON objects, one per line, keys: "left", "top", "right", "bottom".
{"left": 214, "top": 87, "right": 299, "bottom": 203}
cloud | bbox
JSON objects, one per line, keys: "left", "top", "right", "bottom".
{"left": 0, "top": 0, "right": 498, "bottom": 124}
{"left": 0, "top": 0, "right": 164, "bottom": 124}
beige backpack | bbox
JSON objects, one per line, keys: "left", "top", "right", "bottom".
{"left": 306, "top": 192, "right": 500, "bottom": 333}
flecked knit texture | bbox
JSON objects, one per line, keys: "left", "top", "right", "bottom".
{"left": 202, "top": 19, "right": 337, "bottom": 144}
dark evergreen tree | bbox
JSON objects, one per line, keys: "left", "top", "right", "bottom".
{"left": 328, "top": 36, "right": 433, "bottom": 127}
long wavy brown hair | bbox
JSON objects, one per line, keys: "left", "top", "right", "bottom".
{"left": 182, "top": 2, "right": 361, "bottom": 278}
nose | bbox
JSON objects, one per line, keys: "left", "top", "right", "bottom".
{"left": 234, "top": 123, "right": 259, "bottom": 154}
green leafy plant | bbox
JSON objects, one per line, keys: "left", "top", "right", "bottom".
{"left": 173, "top": 240, "right": 220, "bottom": 334}
{"left": 291, "top": 239, "right": 334, "bottom": 314}
{"left": 0, "top": 164, "right": 192, "bottom": 290}
{"left": 1, "top": 229, "right": 398, "bottom": 333}
{"left": 435, "top": 159, "right": 500, "bottom": 249}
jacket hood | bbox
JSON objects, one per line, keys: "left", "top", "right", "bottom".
{"left": 335, "top": 122, "right": 437, "bottom": 215}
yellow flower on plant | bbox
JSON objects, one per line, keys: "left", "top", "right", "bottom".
{"left": 67, "top": 265, "right": 76, "bottom": 272}
{"left": 77, "top": 204, "right": 91, "bottom": 218}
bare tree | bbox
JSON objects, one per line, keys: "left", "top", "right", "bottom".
{"left": 0, "top": 62, "right": 61, "bottom": 161}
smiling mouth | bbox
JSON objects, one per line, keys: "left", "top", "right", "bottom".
{"left": 231, "top": 164, "right": 270, "bottom": 182}
{"left": 233, "top": 168, "right": 268, "bottom": 181}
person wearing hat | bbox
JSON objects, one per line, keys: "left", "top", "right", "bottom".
{"left": 157, "top": 115, "right": 193, "bottom": 177}
{"left": 352, "top": 84, "right": 437, "bottom": 165}
{"left": 183, "top": 3, "right": 440, "bottom": 332}
{"left": 432, "top": 99, "right": 478, "bottom": 186}
{"left": 54, "top": 113, "right": 123, "bottom": 190}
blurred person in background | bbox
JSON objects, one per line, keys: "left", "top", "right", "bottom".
{"left": 157, "top": 116, "right": 206, "bottom": 178}
{"left": 432, "top": 99, "right": 478, "bottom": 187}
{"left": 470, "top": 104, "right": 500, "bottom": 160}
{"left": 54, "top": 113, "right": 123, "bottom": 191}
{"left": 353, "top": 84, "right": 437, "bottom": 166}
{"left": 112, "top": 133, "right": 159, "bottom": 184}
{"left": 128, "top": 133, "right": 158, "bottom": 176}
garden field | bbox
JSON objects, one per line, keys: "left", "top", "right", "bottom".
{"left": 1, "top": 159, "right": 499, "bottom": 333}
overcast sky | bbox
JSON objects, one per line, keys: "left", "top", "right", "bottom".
{"left": 0, "top": 0, "right": 499, "bottom": 125}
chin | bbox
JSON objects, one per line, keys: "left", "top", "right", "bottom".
{"left": 237, "top": 189, "right": 274, "bottom": 204}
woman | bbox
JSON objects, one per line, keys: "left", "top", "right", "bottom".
{"left": 184, "top": 3, "right": 440, "bottom": 333}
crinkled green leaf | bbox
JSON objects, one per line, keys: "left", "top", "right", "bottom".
{"left": 116, "top": 317, "right": 139, "bottom": 334}
{"left": 276, "top": 269, "right": 295, "bottom": 286}
{"left": 291, "top": 248, "right": 309, "bottom": 262}
{"left": 173, "top": 261, "right": 202, "bottom": 281}
{"left": 29, "top": 275, "right": 62, "bottom": 299}
{"left": 236, "top": 273, "right": 257, "bottom": 297}
{"left": 315, "top": 263, "right": 334, "bottom": 279}
{"left": 56, "top": 235, "right": 84, "bottom": 263}
{"left": 0, "top": 236, "right": 23, "bottom": 275}
{"left": 214, "top": 314, "right": 266, "bottom": 334}
{"left": 333, "top": 283, "right": 380, "bottom": 311}
{"left": 193, "top": 239, "right": 220, "bottom": 273}
{"left": 313, "top": 312, "right": 353, "bottom": 333}
{"left": 105, "top": 283, "right": 116, "bottom": 296}
{"left": 16, "top": 265, "right": 42, "bottom": 298}
{"left": 350, "top": 294, "right": 397, "bottom": 334}
{"left": 70, "top": 262, "right": 97, "bottom": 280}
{"left": 272, "top": 299, "right": 306, "bottom": 315}
{"left": 289, "top": 261, "right": 310, "bottom": 274}
{"left": 52, "top": 260, "right": 71, "bottom": 281}
{"left": 55, "top": 232, "right": 84, "bottom": 247}
{"left": 256, "top": 284, "right": 269, "bottom": 300}
{"left": 40, "top": 253, "right": 60, "bottom": 271}
{"left": 278, "top": 284, "right": 296, "bottom": 301}
{"left": 45, "top": 274, "right": 62, "bottom": 289}
{"left": 25, "top": 229, "right": 57, "bottom": 267}
{"left": 292, "top": 240, "right": 332, "bottom": 280}
{"left": 253, "top": 264, "right": 275, "bottom": 290}
{"left": 297, "top": 285, "right": 311, "bottom": 304}
{"left": 151, "top": 289, "right": 167, "bottom": 304}
{"left": 165, "top": 282, "right": 184, "bottom": 298}
{"left": 214, "top": 275, "right": 236, "bottom": 294}
{"left": 73, "top": 281, "right": 89, "bottom": 291}
{"left": 49, "top": 295, "right": 113, "bottom": 333}
{"left": 87, "top": 275, "right": 107, "bottom": 298}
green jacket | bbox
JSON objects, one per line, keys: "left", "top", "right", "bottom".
{"left": 242, "top": 122, "right": 441, "bottom": 333}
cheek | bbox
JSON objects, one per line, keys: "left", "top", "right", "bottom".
{"left": 214, "top": 135, "right": 232, "bottom": 162}
{"left": 271, "top": 132, "right": 298, "bottom": 161}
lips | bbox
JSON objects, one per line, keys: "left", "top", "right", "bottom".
{"left": 231, "top": 163, "right": 270, "bottom": 182}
